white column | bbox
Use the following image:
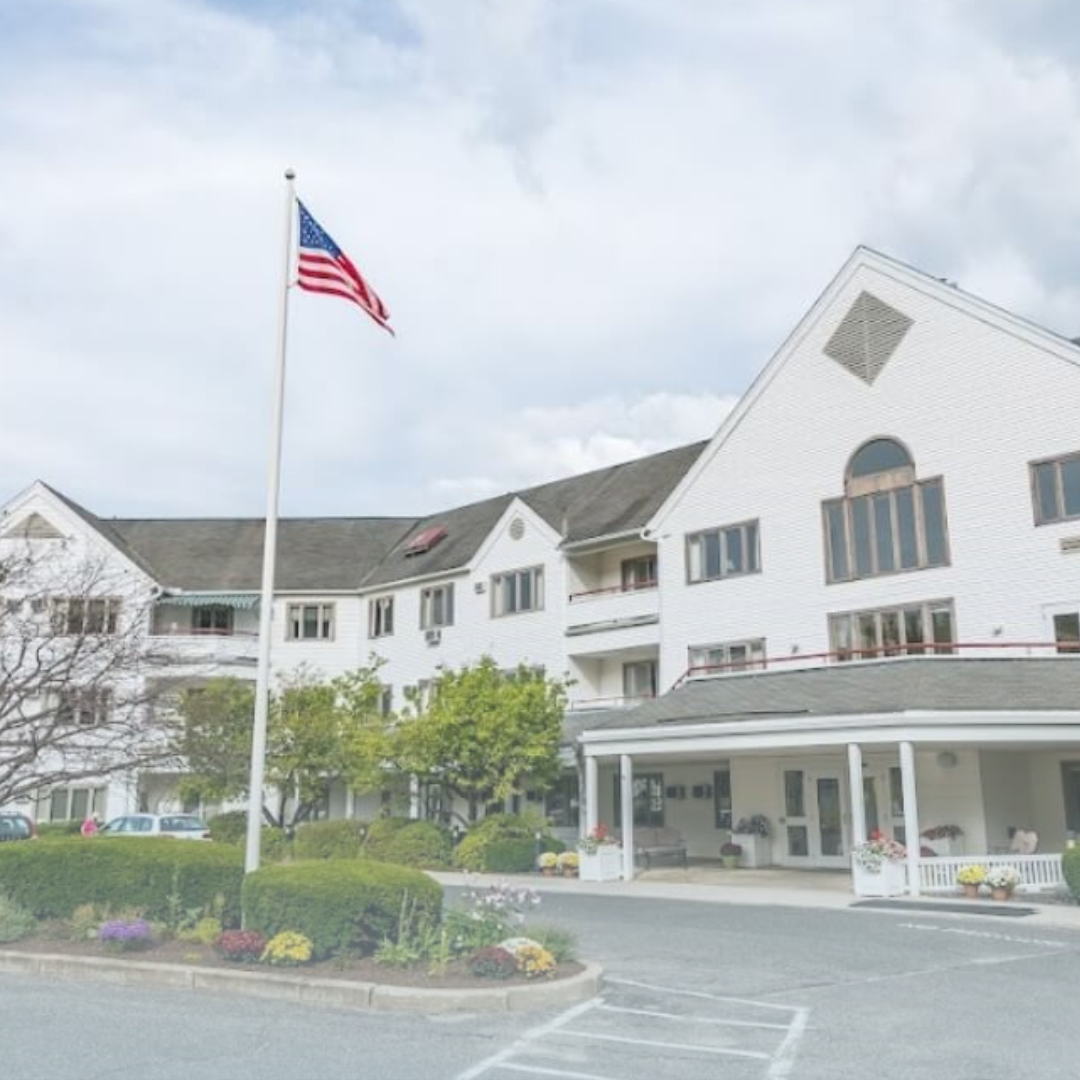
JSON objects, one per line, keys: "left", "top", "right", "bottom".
{"left": 584, "top": 755, "right": 599, "bottom": 837}
{"left": 847, "top": 743, "right": 866, "bottom": 847}
{"left": 620, "top": 754, "right": 634, "bottom": 881}
{"left": 900, "top": 741, "right": 922, "bottom": 897}
{"left": 345, "top": 786, "right": 356, "bottom": 820}
{"left": 408, "top": 776, "right": 421, "bottom": 820}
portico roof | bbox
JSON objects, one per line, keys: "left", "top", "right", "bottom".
{"left": 579, "top": 657, "right": 1080, "bottom": 743}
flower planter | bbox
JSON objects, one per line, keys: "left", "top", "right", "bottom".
{"left": 990, "top": 887, "right": 1014, "bottom": 902}
{"left": 578, "top": 845, "right": 623, "bottom": 882}
{"left": 732, "top": 833, "right": 772, "bottom": 868}
{"left": 851, "top": 857, "right": 907, "bottom": 898}
{"left": 721, "top": 855, "right": 739, "bottom": 870}
{"left": 961, "top": 883, "right": 981, "bottom": 899}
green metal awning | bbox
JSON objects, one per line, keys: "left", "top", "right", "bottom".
{"left": 161, "top": 593, "right": 260, "bottom": 609}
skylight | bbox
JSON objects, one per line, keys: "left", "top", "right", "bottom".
{"left": 404, "top": 525, "right": 447, "bottom": 556}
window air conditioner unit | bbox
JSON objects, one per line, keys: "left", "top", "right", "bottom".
{"left": 424, "top": 628, "right": 442, "bottom": 646}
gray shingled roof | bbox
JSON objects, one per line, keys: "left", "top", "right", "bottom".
{"left": 40, "top": 440, "right": 706, "bottom": 592}
{"left": 110, "top": 517, "right": 415, "bottom": 591}
{"left": 582, "top": 658, "right": 1080, "bottom": 733}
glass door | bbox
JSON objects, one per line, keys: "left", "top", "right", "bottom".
{"left": 782, "top": 768, "right": 848, "bottom": 866}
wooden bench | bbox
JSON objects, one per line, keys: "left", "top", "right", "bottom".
{"left": 621, "top": 826, "right": 688, "bottom": 869}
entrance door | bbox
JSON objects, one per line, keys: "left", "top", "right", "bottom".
{"left": 782, "top": 769, "right": 848, "bottom": 867}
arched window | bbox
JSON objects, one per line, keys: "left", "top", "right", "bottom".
{"left": 823, "top": 438, "right": 949, "bottom": 582}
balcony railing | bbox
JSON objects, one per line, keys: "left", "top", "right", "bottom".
{"left": 673, "top": 640, "right": 1077, "bottom": 690}
{"left": 568, "top": 580, "right": 658, "bottom": 603}
{"left": 144, "top": 628, "right": 259, "bottom": 667}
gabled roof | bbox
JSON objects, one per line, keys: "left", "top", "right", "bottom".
{"left": 647, "top": 245, "right": 1080, "bottom": 533}
{"left": 25, "top": 440, "right": 705, "bottom": 593}
{"left": 358, "top": 440, "right": 707, "bottom": 587}
{"left": 109, "top": 517, "right": 415, "bottom": 591}
{"left": 581, "top": 658, "right": 1080, "bottom": 735}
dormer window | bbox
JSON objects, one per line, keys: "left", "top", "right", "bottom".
{"left": 404, "top": 526, "right": 447, "bottom": 556}
{"left": 823, "top": 438, "right": 949, "bottom": 583}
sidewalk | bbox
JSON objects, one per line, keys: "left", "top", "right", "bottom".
{"left": 428, "top": 865, "right": 1080, "bottom": 933}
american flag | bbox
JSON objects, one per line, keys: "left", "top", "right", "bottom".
{"left": 295, "top": 200, "right": 393, "bottom": 335}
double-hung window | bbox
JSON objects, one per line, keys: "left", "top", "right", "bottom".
{"left": 621, "top": 555, "right": 657, "bottom": 591}
{"left": 491, "top": 566, "right": 543, "bottom": 617}
{"left": 420, "top": 584, "right": 454, "bottom": 629}
{"left": 686, "top": 520, "right": 760, "bottom": 583}
{"left": 52, "top": 597, "right": 120, "bottom": 635}
{"left": 1032, "top": 451, "right": 1080, "bottom": 525}
{"left": 622, "top": 660, "right": 657, "bottom": 700}
{"left": 1054, "top": 612, "right": 1080, "bottom": 654}
{"left": 369, "top": 596, "right": 394, "bottom": 638}
{"left": 286, "top": 603, "right": 334, "bottom": 641}
{"left": 57, "top": 687, "right": 112, "bottom": 727}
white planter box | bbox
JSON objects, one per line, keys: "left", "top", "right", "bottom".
{"left": 578, "top": 845, "right": 623, "bottom": 882}
{"left": 732, "top": 834, "right": 772, "bottom": 868}
{"left": 852, "top": 857, "right": 907, "bottom": 897}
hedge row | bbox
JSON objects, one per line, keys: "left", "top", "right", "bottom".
{"left": 0, "top": 839, "right": 244, "bottom": 924}
{"left": 362, "top": 819, "right": 452, "bottom": 868}
{"left": 242, "top": 859, "right": 443, "bottom": 959}
{"left": 1063, "top": 848, "right": 1080, "bottom": 901}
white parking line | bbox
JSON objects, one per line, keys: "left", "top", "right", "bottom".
{"left": 498, "top": 1065, "right": 615, "bottom": 1080}
{"left": 604, "top": 976, "right": 804, "bottom": 1011}
{"left": 766, "top": 1007, "right": 809, "bottom": 1080}
{"left": 561, "top": 1029, "right": 772, "bottom": 1060}
{"left": 599, "top": 1003, "right": 790, "bottom": 1029}
{"left": 899, "top": 922, "right": 1077, "bottom": 949}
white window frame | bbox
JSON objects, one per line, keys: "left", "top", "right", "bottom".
{"left": 40, "top": 785, "right": 107, "bottom": 822}
{"left": 491, "top": 566, "right": 544, "bottom": 617}
{"left": 828, "top": 599, "right": 956, "bottom": 662}
{"left": 286, "top": 602, "right": 335, "bottom": 641}
{"left": 368, "top": 595, "right": 395, "bottom": 638}
{"left": 688, "top": 639, "right": 767, "bottom": 676}
{"left": 420, "top": 584, "right": 454, "bottom": 629}
{"left": 622, "top": 659, "right": 657, "bottom": 701}
{"left": 686, "top": 520, "right": 760, "bottom": 584}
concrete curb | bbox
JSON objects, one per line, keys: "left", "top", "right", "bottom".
{"left": 0, "top": 950, "right": 603, "bottom": 1014}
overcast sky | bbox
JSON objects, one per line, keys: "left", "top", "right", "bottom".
{"left": 3, "top": 0, "right": 1080, "bottom": 520}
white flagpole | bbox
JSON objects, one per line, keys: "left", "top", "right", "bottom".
{"left": 245, "top": 167, "right": 296, "bottom": 874}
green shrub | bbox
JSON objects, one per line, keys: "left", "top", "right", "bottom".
{"left": 208, "top": 811, "right": 247, "bottom": 845}
{"left": 0, "top": 893, "right": 37, "bottom": 943}
{"left": 0, "top": 839, "right": 244, "bottom": 924}
{"left": 36, "top": 822, "right": 82, "bottom": 840}
{"left": 1063, "top": 848, "right": 1080, "bottom": 901}
{"left": 484, "top": 838, "right": 539, "bottom": 873}
{"left": 209, "top": 812, "right": 291, "bottom": 862}
{"left": 241, "top": 859, "right": 442, "bottom": 960}
{"left": 292, "top": 820, "right": 368, "bottom": 861}
{"left": 528, "top": 923, "right": 577, "bottom": 962}
{"left": 451, "top": 812, "right": 563, "bottom": 871}
{"left": 363, "top": 820, "right": 452, "bottom": 869}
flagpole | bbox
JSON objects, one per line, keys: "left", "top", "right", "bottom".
{"left": 245, "top": 167, "right": 296, "bottom": 874}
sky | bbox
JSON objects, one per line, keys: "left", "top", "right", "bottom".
{"left": 3, "top": 0, "right": 1080, "bottom": 520}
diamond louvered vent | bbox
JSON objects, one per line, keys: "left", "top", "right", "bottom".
{"left": 824, "top": 291, "right": 913, "bottom": 385}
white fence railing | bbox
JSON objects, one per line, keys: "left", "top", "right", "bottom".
{"left": 918, "top": 853, "right": 1064, "bottom": 894}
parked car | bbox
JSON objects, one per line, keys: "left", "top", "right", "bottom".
{"left": 0, "top": 812, "right": 38, "bottom": 842}
{"left": 100, "top": 813, "right": 211, "bottom": 840}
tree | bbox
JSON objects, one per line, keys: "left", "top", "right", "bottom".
{"left": 0, "top": 543, "right": 177, "bottom": 809}
{"left": 176, "top": 663, "right": 392, "bottom": 828}
{"left": 394, "top": 657, "right": 568, "bottom": 823}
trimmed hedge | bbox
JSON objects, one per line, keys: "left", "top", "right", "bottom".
{"left": 208, "top": 812, "right": 291, "bottom": 862}
{"left": 1063, "top": 848, "right": 1080, "bottom": 901}
{"left": 293, "top": 820, "right": 369, "bottom": 861}
{"left": 36, "top": 822, "right": 82, "bottom": 840}
{"left": 362, "top": 820, "right": 452, "bottom": 868}
{"left": 451, "top": 812, "right": 564, "bottom": 871}
{"left": 242, "top": 859, "right": 442, "bottom": 959}
{"left": 0, "top": 838, "right": 244, "bottom": 924}
{"left": 484, "top": 838, "right": 540, "bottom": 873}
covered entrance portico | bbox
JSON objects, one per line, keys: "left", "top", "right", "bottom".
{"left": 578, "top": 658, "right": 1080, "bottom": 895}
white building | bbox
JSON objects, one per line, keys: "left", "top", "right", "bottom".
{"left": 4, "top": 246, "right": 1079, "bottom": 893}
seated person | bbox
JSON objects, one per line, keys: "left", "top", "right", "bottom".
{"left": 1008, "top": 827, "right": 1039, "bottom": 855}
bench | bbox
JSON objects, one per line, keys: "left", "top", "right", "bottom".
{"left": 622, "top": 826, "right": 688, "bottom": 869}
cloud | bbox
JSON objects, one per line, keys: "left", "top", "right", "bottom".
{"left": 2, "top": 0, "right": 1079, "bottom": 518}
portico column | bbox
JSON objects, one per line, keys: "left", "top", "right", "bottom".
{"left": 620, "top": 754, "right": 634, "bottom": 881}
{"left": 899, "top": 741, "right": 922, "bottom": 897}
{"left": 584, "top": 754, "right": 599, "bottom": 837}
{"left": 847, "top": 743, "right": 866, "bottom": 847}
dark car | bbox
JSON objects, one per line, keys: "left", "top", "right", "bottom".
{"left": 0, "top": 812, "right": 37, "bottom": 841}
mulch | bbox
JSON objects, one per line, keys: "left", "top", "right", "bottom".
{"left": 3, "top": 928, "right": 582, "bottom": 990}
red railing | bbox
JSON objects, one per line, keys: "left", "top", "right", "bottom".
{"left": 568, "top": 580, "right": 658, "bottom": 603}
{"left": 669, "top": 640, "right": 1077, "bottom": 691}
